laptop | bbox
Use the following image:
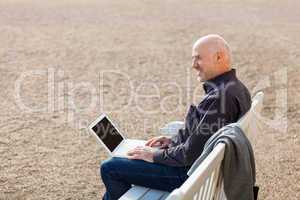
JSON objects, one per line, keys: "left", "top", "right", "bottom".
{"left": 88, "top": 113, "right": 147, "bottom": 157}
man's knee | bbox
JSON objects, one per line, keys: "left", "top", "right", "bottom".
{"left": 100, "top": 157, "right": 125, "bottom": 179}
{"left": 100, "top": 158, "right": 114, "bottom": 178}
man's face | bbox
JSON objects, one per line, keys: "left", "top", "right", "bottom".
{"left": 192, "top": 45, "right": 214, "bottom": 82}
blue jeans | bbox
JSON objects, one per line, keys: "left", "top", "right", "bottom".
{"left": 100, "top": 157, "right": 189, "bottom": 200}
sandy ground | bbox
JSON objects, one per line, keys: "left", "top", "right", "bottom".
{"left": 0, "top": 0, "right": 299, "bottom": 199}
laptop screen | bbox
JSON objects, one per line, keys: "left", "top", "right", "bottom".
{"left": 91, "top": 116, "right": 124, "bottom": 152}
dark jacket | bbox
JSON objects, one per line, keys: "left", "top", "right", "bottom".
{"left": 153, "top": 69, "right": 251, "bottom": 166}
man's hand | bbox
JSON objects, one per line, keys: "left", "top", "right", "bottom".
{"left": 127, "top": 146, "right": 155, "bottom": 162}
{"left": 145, "top": 136, "right": 172, "bottom": 149}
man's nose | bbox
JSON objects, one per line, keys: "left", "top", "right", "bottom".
{"left": 192, "top": 59, "right": 197, "bottom": 69}
{"left": 192, "top": 59, "right": 198, "bottom": 69}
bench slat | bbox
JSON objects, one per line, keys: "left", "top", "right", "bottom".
{"left": 139, "top": 189, "right": 169, "bottom": 200}
{"left": 160, "top": 193, "right": 170, "bottom": 200}
{"left": 119, "top": 186, "right": 150, "bottom": 200}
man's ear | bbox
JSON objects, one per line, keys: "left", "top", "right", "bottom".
{"left": 215, "top": 51, "right": 224, "bottom": 63}
{"left": 216, "top": 51, "right": 223, "bottom": 62}
{"left": 213, "top": 51, "right": 223, "bottom": 64}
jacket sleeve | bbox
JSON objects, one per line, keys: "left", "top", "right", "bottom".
{"left": 168, "top": 128, "right": 190, "bottom": 147}
{"left": 153, "top": 94, "right": 238, "bottom": 167}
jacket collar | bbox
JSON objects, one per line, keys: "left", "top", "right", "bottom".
{"left": 203, "top": 69, "right": 237, "bottom": 94}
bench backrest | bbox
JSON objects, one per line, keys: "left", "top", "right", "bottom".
{"left": 165, "top": 91, "right": 264, "bottom": 200}
{"left": 237, "top": 91, "right": 264, "bottom": 133}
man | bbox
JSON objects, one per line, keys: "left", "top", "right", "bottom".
{"left": 100, "top": 34, "right": 251, "bottom": 200}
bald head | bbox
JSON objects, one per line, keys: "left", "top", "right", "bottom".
{"left": 192, "top": 34, "right": 232, "bottom": 82}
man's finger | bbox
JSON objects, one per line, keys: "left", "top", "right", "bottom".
{"left": 151, "top": 142, "right": 163, "bottom": 147}
{"left": 145, "top": 140, "right": 152, "bottom": 146}
{"left": 127, "top": 154, "right": 141, "bottom": 160}
{"left": 127, "top": 155, "right": 136, "bottom": 159}
{"left": 127, "top": 149, "right": 143, "bottom": 156}
{"left": 149, "top": 139, "right": 161, "bottom": 147}
{"left": 127, "top": 149, "right": 137, "bottom": 155}
{"left": 128, "top": 146, "right": 143, "bottom": 154}
{"left": 145, "top": 137, "right": 156, "bottom": 146}
{"left": 127, "top": 150, "right": 137, "bottom": 156}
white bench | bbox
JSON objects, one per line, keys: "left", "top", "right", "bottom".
{"left": 119, "top": 92, "right": 264, "bottom": 200}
